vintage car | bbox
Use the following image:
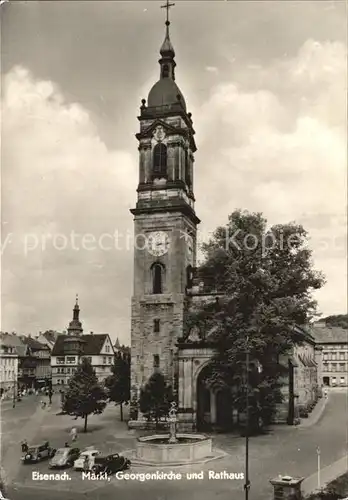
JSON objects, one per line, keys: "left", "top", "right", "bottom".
{"left": 48, "top": 447, "right": 80, "bottom": 469}
{"left": 91, "top": 453, "right": 131, "bottom": 475}
{"left": 22, "top": 442, "right": 55, "bottom": 463}
{"left": 73, "top": 449, "right": 100, "bottom": 471}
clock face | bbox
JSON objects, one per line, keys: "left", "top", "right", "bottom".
{"left": 147, "top": 231, "right": 170, "bottom": 256}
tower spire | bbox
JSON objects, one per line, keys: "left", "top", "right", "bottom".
{"left": 159, "top": 0, "right": 176, "bottom": 79}
{"left": 67, "top": 294, "right": 83, "bottom": 335}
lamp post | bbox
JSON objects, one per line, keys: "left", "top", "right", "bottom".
{"left": 244, "top": 334, "right": 251, "bottom": 500}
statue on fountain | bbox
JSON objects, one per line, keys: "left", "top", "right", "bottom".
{"left": 168, "top": 401, "right": 178, "bottom": 444}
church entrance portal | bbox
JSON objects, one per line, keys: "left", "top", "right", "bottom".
{"left": 196, "top": 364, "right": 234, "bottom": 432}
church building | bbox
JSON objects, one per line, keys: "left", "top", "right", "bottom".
{"left": 129, "top": 6, "right": 319, "bottom": 430}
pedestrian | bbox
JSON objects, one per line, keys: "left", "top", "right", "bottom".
{"left": 70, "top": 427, "right": 77, "bottom": 442}
{"left": 21, "top": 440, "right": 28, "bottom": 453}
{"left": 64, "top": 442, "right": 70, "bottom": 448}
{"left": 83, "top": 454, "right": 89, "bottom": 472}
{"left": 324, "top": 387, "right": 328, "bottom": 399}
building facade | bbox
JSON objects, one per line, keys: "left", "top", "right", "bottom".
{"left": 21, "top": 336, "right": 51, "bottom": 388}
{"left": 312, "top": 323, "right": 348, "bottom": 386}
{"left": 0, "top": 333, "right": 19, "bottom": 398}
{"left": 51, "top": 298, "right": 115, "bottom": 387}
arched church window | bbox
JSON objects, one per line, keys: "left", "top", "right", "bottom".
{"left": 153, "top": 143, "right": 167, "bottom": 178}
{"left": 151, "top": 262, "right": 164, "bottom": 294}
{"left": 162, "top": 64, "right": 169, "bottom": 78}
{"left": 186, "top": 265, "right": 193, "bottom": 289}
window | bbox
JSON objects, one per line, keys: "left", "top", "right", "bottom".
{"left": 66, "top": 368, "right": 70, "bottom": 374}
{"left": 186, "top": 265, "right": 193, "bottom": 289}
{"left": 153, "top": 355, "right": 160, "bottom": 368}
{"left": 339, "top": 352, "right": 345, "bottom": 360}
{"left": 152, "top": 263, "right": 164, "bottom": 294}
{"left": 153, "top": 143, "right": 167, "bottom": 178}
{"left": 105, "top": 345, "right": 110, "bottom": 353}
{"left": 323, "top": 353, "right": 328, "bottom": 361}
{"left": 154, "top": 319, "right": 160, "bottom": 334}
{"left": 66, "top": 356, "right": 76, "bottom": 364}
{"left": 162, "top": 64, "right": 169, "bottom": 78}
{"left": 103, "top": 356, "right": 107, "bottom": 364}
{"left": 57, "top": 357, "right": 65, "bottom": 365}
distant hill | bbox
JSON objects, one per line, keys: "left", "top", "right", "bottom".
{"left": 319, "top": 314, "right": 348, "bottom": 329}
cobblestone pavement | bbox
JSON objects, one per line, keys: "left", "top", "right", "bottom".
{"left": 3, "top": 390, "right": 347, "bottom": 500}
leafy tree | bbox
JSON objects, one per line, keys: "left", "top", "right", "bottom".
{"left": 62, "top": 357, "right": 108, "bottom": 432}
{"left": 319, "top": 314, "right": 348, "bottom": 329}
{"left": 191, "top": 210, "right": 325, "bottom": 432}
{"left": 139, "top": 372, "right": 173, "bottom": 428}
{"left": 105, "top": 353, "right": 130, "bottom": 421}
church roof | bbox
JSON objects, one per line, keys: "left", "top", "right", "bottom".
{"left": 147, "top": 78, "right": 186, "bottom": 110}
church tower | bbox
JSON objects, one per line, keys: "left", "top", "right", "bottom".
{"left": 129, "top": 2, "right": 199, "bottom": 423}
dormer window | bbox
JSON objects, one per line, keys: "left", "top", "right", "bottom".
{"left": 153, "top": 143, "right": 167, "bottom": 179}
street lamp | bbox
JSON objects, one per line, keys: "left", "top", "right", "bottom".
{"left": 244, "top": 334, "right": 251, "bottom": 500}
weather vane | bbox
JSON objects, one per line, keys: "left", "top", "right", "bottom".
{"left": 161, "top": 0, "right": 175, "bottom": 24}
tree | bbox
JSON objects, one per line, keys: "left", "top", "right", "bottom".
{"left": 191, "top": 210, "right": 325, "bottom": 432}
{"left": 105, "top": 353, "right": 130, "bottom": 421}
{"left": 62, "top": 357, "right": 108, "bottom": 432}
{"left": 139, "top": 372, "right": 173, "bottom": 428}
{"left": 319, "top": 314, "right": 348, "bottom": 329}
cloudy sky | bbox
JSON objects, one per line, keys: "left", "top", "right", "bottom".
{"left": 1, "top": 1, "right": 347, "bottom": 343}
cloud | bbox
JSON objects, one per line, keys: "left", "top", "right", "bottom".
{"left": 1, "top": 37, "right": 347, "bottom": 336}
{"left": 2, "top": 66, "right": 136, "bottom": 340}
{"left": 194, "top": 39, "right": 347, "bottom": 315}
{"left": 205, "top": 66, "right": 219, "bottom": 73}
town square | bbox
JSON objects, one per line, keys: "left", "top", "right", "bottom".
{"left": 1, "top": 1, "right": 347, "bottom": 500}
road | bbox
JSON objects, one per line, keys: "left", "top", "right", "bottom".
{"left": 2, "top": 390, "right": 347, "bottom": 500}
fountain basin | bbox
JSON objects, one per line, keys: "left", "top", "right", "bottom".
{"left": 136, "top": 433, "right": 212, "bottom": 463}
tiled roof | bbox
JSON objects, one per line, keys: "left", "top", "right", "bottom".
{"left": 51, "top": 334, "right": 109, "bottom": 356}
{"left": 310, "top": 325, "right": 348, "bottom": 344}
{"left": 21, "top": 336, "right": 49, "bottom": 351}
{"left": 43, "top": 331, "right": 62, "bottom": 343}
{"left": 0, "top": 332, "right": 28, "bottom": 356}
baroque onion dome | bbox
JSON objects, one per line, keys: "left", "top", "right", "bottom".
{"left": 147, "top": 20, "right": 186, "bottom": 110}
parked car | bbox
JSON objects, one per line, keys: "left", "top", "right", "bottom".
{"left": 21, "top": 442, "right": 55, "bottom": 463}
{"left": 91, "top": 453, "right": 131, "bottom": 475}
{"left": 73, "top": 449, "right": 100, "bottom": 471}
{"left": 49, "top": 447, "right": 80, "bottom": 469}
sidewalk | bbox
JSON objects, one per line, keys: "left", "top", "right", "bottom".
{"left": 298, "top": 396, "right": 328, "bottom": 429}
{"left": 302, "top": 454, "right": 348, "bottom": 496}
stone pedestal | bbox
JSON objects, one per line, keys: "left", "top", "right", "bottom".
{"left": 270, "top": 476, "right": 304, "bottom": 500}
